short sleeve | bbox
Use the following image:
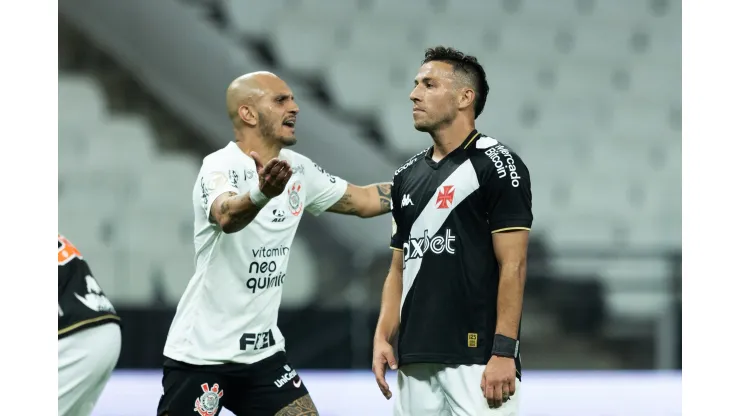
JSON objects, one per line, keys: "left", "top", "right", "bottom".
{"left": 304, "top": 160, "right": 348, "bottom": 216}
{"left": 390, "top": 176, "right": 403, "bottom": 250}
{"left": 482, "top": 150, "right": 533, "bottom": 233}
{"left": 198, "top": 157, "right": 241, "bottom": 223}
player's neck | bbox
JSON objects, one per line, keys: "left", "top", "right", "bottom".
{"left": 234, "top": 131, "right": 282, "bottom": 161}
{"left": 430, "top": 119, "right": 475, "bottom": 159}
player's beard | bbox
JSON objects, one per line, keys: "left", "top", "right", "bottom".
{"left": 414, "top": 110, "right": 455, "bottom": 134}
{"left": 258, "top": 111, "right": 297, "bottom": 147}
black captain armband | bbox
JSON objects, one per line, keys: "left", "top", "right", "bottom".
{"left": 491, "top": 334, "right": 519, "bottom": 359}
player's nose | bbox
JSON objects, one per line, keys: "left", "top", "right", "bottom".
{"left": 409, "top": 88, "right": 420, "bottom": 103}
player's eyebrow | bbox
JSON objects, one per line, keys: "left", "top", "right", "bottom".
{"left": 414, "top": 77, "right": 433, "bottom": 86}
{"left": 274, "top": 93, "right": 293, "bottom": 102}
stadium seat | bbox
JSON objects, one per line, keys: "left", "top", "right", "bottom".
{"left": 495, "top": 22, "right": 563, "bottom": 60}
{"left": 564, "top": 22, "right": 638, "bottom": 65}
{"left": 442, "top": 0, "right": 503, "bottom": 20}
{"left": 270, "top": 14, "right": 347, "bottom": 74}
{"left": 132, "top": 154, "right": 200, "bottom": 212}
{"left": 627, "top": 61, "right": 681, "bottom": 101}
{"left": 58, "top": 76, "right": 107, "bottom": 122}
{"left": 515, "top": 0, "right": 583, "bottom": 23}
{"left": 422, "top": 19, "right": 489, "bottom": 58}
{"left": 294, "top": 0, "right": 361, "bottom": 21}
{"left": 585, "top": 0, "right": 654, "bottom": 23}
{"left": 348, "top": 18, "right": 423, "bottom": 61}
{"left": 606, "top": 292, "right": 671, "bottom": 320}
{"left": 223, "top": 0, "right": 286, "bottom": 37}
{"left": 551, "top": 61, "right": 623, "bottom": 98}
{"left": 543, "top": 216, "right": 629, "bottom": 248}
{"left": 115, "top": 252, "right": 157, "bottom": 306}
{"left": 325, "top": 55, "right": 393, "bottom": 114}
{"left": 368, "top": 0, "right": 442, "bottom": 19}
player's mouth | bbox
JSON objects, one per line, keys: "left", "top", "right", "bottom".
{"left": 283, "top": 119, "right": 296, "bottom": 129}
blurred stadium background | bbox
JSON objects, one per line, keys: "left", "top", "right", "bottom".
{"left": 58, "top": 0, "right": 680, "bottom": 413}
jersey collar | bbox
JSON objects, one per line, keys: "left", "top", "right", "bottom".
{"left": 424, "top": 129, "right": 480, "bottom": 169}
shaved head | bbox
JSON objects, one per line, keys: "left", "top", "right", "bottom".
{"left": 226, "top": 71, "right": 299, "bottom": 145}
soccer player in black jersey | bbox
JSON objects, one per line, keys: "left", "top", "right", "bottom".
{"left": 372, "top": 47, "right": 533, "bottom": 415}
{"left": 58, "top": 234, "right": 121, "bottom": 416}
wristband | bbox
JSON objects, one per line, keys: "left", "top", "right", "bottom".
{"left": 491, "top": 334, "right": 519, "bottom": 359}
{"left": 249, "top": 189, "right": 270, "bottom": 208}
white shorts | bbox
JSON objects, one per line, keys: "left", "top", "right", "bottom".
{"left": 58, "top": 323, "right": 121, "bottom": 416}
{"left": 394, "top": 363, "right": 521, "bottom": 416}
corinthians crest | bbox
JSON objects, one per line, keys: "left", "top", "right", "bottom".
{"left": 288, "top": 182, "right": 303, "bottom": 216}
{"left": 194, "top": 383, "right": 223, "bottom": 416}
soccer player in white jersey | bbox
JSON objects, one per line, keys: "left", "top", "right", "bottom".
{"left": 372, "top": 47, "right": 533, "bottom": 415}
{"left": 157, "top": 72, "right": 392, "bottom": 416}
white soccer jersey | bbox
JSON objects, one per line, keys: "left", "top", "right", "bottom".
{"left": 164, "top": 141, "right": 347, "bottom": 365}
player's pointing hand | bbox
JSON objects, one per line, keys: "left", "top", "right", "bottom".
{"left": 250, "top": 151, "right": 292, "bottom": 198}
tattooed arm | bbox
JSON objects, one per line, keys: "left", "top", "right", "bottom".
{"left": 274, "top": 394, "right": 319, "bottom": 416}
{"left": 326, "top": 182, "right": 392, "bottom": 218}
{"left": 209, "top": 191, "right": 266, "bottom": 234}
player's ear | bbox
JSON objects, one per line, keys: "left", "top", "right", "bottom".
{"left": 239, "top": 105, "right": 258, "bottom": 127}
{"left": 458, "top": 88, "right": 475, "bottom": 111}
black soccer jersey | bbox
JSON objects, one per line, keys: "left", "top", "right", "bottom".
{"left": 390, "top": 130, "right": 533, "bottom": 375}
{"left": 58, "top": 234, "right": 120, "bottom": 339}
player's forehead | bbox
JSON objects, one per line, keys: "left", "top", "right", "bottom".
{"left": 414, "top": 61, "right": 455, "bottom": 83}
{"left": 262, "top": 77, "right": 294, "bottom": 99}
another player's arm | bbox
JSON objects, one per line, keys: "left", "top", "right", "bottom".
{"left": 326, "top": 182, "right": 392, "bottom": 218}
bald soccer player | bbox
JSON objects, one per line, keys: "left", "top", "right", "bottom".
{"left": 158, "top": 72, "right": 392, "bottom": 416}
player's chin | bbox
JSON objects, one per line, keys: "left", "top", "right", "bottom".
{"left": 413, "top": 120, "right": 433, "bottom": 133}
{"left": 279, "top": 134, "right": 298, "bottom": 146}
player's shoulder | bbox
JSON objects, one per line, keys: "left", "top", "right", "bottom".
{"left": 468, "top": 134, "right": 528, "bottom": 169}
{"left": 393, "top": 147, "right": 429, "bottom": 178}
{"left": 202, "top": 142, "right": 238, "bottom": 169}
{"left": 467, "top": 133, "right": 530, "bottom": 186}
{"left": 279, "top": 148, "right": 308, "bottom": 166}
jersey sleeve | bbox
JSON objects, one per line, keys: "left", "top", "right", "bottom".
{"left": 303, "top": 159, "right": 348, "bottom": 216}
{"left": 480, "top": 148, "right": 533, "bottom": 233}
{"left": 198, "top": 155, "right": 241, "bottom": 223}
{"left": 390, "top": 175, "right": 403, "bottom": 251}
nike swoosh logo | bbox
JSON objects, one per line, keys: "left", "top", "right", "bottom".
{"left": 293, "top": 379, "right": 302, "bottom": 388}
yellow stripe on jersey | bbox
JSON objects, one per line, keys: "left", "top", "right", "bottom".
{"left": 491, "top": 227, "right": 531, "bottom": 234}
{"left": 58, "top": 314, "right": 120, "bottom": 336}
{"left": 463, "top": 132, "right": 482, "bottom": 149}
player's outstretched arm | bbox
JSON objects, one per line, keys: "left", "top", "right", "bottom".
{"left": 210, "top": 155, "right": 292, "bottom": 234}
{"left": 372, "top": 249, "right": 403, "bottom": 400}
{"left": 326, "top": 182, "right": 392, "bottom": 218}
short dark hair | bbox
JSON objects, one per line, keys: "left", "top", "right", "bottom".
{"left": 422, "top": 46, "right": 489, "bottom": 118}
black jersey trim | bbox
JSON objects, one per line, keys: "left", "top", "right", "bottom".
{"left": 390, "top": 247, "right": 403, "bottom": 251}
{"left": 491, "top": 227, "right": 531, "bottom": 233}
{"left": 58, "top": 314, "right": 120, "bottom": 338}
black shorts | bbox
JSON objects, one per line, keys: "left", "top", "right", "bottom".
{"left": 157, "top": 351, "right": 309, "bottom": 416}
